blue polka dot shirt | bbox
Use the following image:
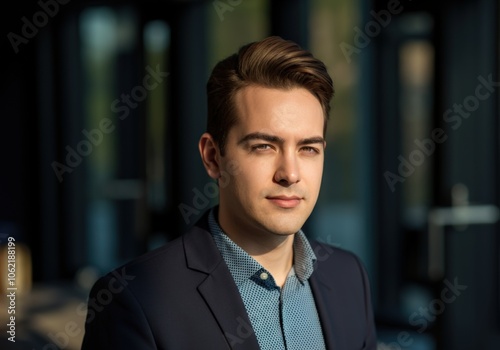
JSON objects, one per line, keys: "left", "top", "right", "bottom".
{"left": 208, "top": 209, "right": 326, "bottom": 350}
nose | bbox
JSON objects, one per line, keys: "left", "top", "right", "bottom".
{"left": 273, "top": 152, "right": 300, "bottom": 186}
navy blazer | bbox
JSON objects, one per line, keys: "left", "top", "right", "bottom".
{"left": 81, "top": 212, "right": 377, "bottom": 349}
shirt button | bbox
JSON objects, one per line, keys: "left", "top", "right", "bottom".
{"left": 260, "top": 272, "right": 268, "bottom": 280}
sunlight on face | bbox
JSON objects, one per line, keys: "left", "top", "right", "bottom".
{"left": 217, "top": 85, "right": 326, "bottom": 239}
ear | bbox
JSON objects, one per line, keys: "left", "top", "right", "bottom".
{"left": 199, "top": 132, "right": 221, "bottom": 179}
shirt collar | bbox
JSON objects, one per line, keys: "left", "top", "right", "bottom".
{"left": 208, "top": 207, "right": 317, "bottom": 287}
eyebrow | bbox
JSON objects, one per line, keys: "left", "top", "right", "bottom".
{"left": 237, "top": 132, "right": 325, "bottom": 146}
{"left": 298, "top": 136, "right": 326, "bottom": 146}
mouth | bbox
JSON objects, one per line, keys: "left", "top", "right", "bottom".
{"left": 266, "top": 195, "right": 302, "bottom": 209}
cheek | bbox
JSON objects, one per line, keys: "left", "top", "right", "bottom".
{"left": 225, "top": 165, "right": 271, "bottom": 205}
{"left": 233, "top": 171, "right": 262, "bottom": 198}
{"left": 220, "top": 162, "right": 258, "bottom": 197}
{"left": 307, "top": 162, "right": 325, "bottom": 188}
{"left": 236, "top": 157, "right": 276, "bottom": 181}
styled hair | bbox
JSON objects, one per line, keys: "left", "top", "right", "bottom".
{"left": 206, "top": 36, "right": 334, "bottom": 155}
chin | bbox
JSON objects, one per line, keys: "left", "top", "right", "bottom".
{"left": 272, "top": 213, "right": 309, "bottom": 232}
{"left": 262, "top": 220, "right": 305, "bottom": 236}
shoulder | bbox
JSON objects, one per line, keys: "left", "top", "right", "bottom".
{"left": 113, "top": 234, "right": 185, "bottom": 277}
{"left": 92, "top": 215, "right": 215, "bottom": 293}
{"left": 309, "top": 239, "right": 366, "bottom": 268}
{"left": 106, "top": 210, "right": 215, "bottom": 278}
{"left": 308, "top": 239, "right": 371, "bottom": 287}
{"left": 307, "top": 240, "right": 378, "bottom": 348}
{"left": 86, "top": 234, "right": 186, "bottom": 301}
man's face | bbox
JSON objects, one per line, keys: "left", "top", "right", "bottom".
{"left": 217, "top": 85, "right": 326, "bottom": 238}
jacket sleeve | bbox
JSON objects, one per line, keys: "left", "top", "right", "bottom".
{"left": 80, "top": 273, "right": 157, "bottom": 350}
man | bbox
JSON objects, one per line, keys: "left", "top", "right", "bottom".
{"left": 81, "top": 36, "right": 377, "bottom": 350}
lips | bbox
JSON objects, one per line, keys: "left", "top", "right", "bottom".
{"left": 266, "top": 195, "right": 302, "bottom": 209}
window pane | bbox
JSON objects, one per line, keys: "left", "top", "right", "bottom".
{"left": 309, "top": 0, "right": 368, "bottom": 265}
{"left": 80, "top": 7, "right": 120, "bottom": 272}
{"left": 399, "top": 40, "right": 434, "bottom": 228}
{"left": 207, "top": 0, "right": 269, "bottom": 71}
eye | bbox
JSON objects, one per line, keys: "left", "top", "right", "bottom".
{"left": 301, "top": 146, "right": 320, "bottom": 155}
{"left": 251, "top": 144, "right": 273, "bottom": 151}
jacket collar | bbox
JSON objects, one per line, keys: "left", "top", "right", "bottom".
{"left": 183, "top": 211, "right": 338, "bottom": 350}
{"left": 308, "top": 241, "right": 345, "bottom": 350}
{"left": 183, "top": 211, "right": 261, "bottom": 350}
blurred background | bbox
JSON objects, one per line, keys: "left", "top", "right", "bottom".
{"left": 0, "top": 0, "right": 499, "bottom": 349}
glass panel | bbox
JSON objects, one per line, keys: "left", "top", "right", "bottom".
{"left": 143, "top": 20, "right": 170, "bottom": 249}
{"left": 80, "top": 6, "right": 142, "bottom": 272}
{"left": 80, "top": 7, "right": 120, "bottom": 273}
{"left": 399, "top": 40, "right": 434, "bottom": 229}
{"left": 311, "top": 0, "right": 360, "bottom": 202}
{"left": 207, "top": 0, "right": 269, "bottom": 70}
{"left": 308, "top": 0, "right": 368, "bottom": 264}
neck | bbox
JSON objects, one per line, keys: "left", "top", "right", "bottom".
{"left": 246, "top": 234, "right": 294, "bottom": 288}
{"left": 218, "top": 214, "right": 295, "bottom": 288}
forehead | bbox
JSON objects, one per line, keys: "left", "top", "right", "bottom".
{"left": 232, "top": 85, "right": 324, "bottom": 136}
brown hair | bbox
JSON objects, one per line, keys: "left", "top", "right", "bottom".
{"left": 206, "top": 36, "right": 334, "bottom": 155}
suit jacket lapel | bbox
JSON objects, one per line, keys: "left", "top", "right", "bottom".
{"left": 183, "top": 223, "right": 260, "bottom": 350}
{"left": 309, "top": 255, "right": 347, "bottom": 350}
